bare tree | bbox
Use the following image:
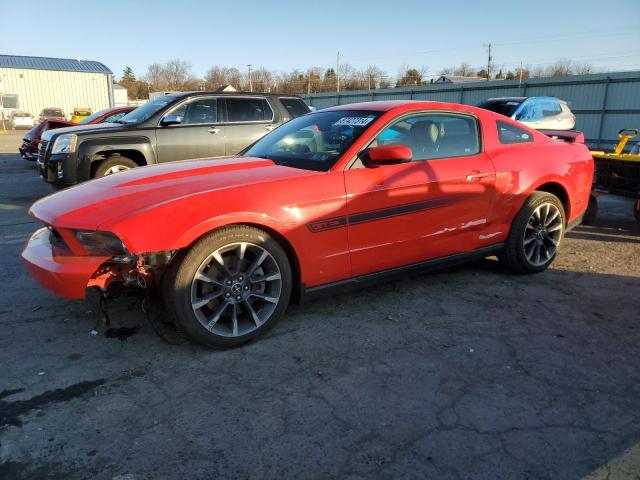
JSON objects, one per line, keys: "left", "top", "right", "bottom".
{"left": 164, "top": 59, "right": 194, "bottom": 90}
{"left": 145, "top": 63, "right": 166, "bottom": 91}
{"left": 453, "top": 62, "right": 475, "bottom": 77}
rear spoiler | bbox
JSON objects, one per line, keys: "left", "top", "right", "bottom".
{"left": 539, "top": 129, "right": 585, "bottom": 144}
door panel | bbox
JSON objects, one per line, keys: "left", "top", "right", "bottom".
{"left": 155, "top": 96, "right": 225, "bottom": 163}
{"left": 225, "top": 124, "right": 274, "bottom": 155}
{"left": 344, "top": 155, "right": 496, "bottom": 276}
{"left": 223, "top": 97, "right": 277, "bottom": 155}
{"left": 344, "top": 111, "right": 496, "bottom": 277}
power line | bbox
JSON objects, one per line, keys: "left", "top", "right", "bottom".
{"left": 345, "top": 29, "right": 638, "bottom": 62}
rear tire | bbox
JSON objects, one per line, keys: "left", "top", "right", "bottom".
{"left": 499, "top": 191, "right": 565, "bottom": 274}
{"left": 93, "top": 156, "right": 138, "bottom": 178}
{"left": 163, "top": 226, "right": 292, "bottom": 349}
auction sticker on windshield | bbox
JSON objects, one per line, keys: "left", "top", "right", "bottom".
{"left": 333, "top": 116, "right": 376, "bottom": 127}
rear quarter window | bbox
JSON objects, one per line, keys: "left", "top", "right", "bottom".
{"left": 279, "top": 98, "right": 310, "bottom": 118}
{"left": 497, "top": 121, "right": 533, "bottom": 144}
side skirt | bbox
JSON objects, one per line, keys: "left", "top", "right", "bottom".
{"left": 299, "top": 243, "right": 505, "bottom": 303}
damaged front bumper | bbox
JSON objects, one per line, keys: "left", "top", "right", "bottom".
{"left": 22, "top": 228, "right": 174, "bottom": 300}
{"left": 21, "top": 227, "right": 109, "bottom": 299}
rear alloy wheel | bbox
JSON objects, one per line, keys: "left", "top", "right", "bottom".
{"left": 500, "top": 191, "right": 565, "bottom": 273}
{"left": 93, "top": 157, "right": 138, "bottom": 178}
{"left": 164, "top": 226, "right": 292, "bottom": 348}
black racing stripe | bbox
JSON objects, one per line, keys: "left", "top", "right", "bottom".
{"left": 348, "top": 196, "right": 463, "bottom": 225}
{"left": 307, "top": 216, "right": 347, "bottom": 233}
{"left": 306, "top": 196, "right": 467, "bottom": 233}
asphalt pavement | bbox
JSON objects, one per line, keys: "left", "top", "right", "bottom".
{"left": 1, "top": 133, "right": 639, "bottom": 479}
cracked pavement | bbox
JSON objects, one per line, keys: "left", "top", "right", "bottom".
{"left": 0, "top": 136, "right": 639, "bottom": 479}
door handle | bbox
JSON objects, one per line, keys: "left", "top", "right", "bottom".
{"left": 466, "top": 170, "right": 490, "bottom": 182}
{"left": 208, "top": 127, "right": 220, "bottom": 134}
{"left": 265, "top": 125, "right": 276, "bottom": 132}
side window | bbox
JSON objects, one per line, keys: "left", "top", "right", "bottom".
{"left": 181, "top": 98, "right": 218, "bottom": 125}
{"left": 372, "top": 113, "right": 480, "bottom": 161}
{"left": 226, "top": 98, "right": 273, "bottom": 122}
{"left": 497, "top": 121, "right": 533, "bottom": 144}
{"left": 104, "top": 111, "right": 127, "bottom": 122}
{"left": 280, "top": 98, "right": 309, "bottom": 118}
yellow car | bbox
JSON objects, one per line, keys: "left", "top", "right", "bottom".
{"left": 70, "top": 108, "right": 93, "bottom": 123}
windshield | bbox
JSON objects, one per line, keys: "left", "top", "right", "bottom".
{"left": 43, "top": 109, "right": 64, "bottom": 116}
{"left": 118, "top": 96, "right": 178, "bottom": 124}
{"left": 477, "top": 99, "right": 523, "bottom": 117}
{"left": 245, "top": 110, "right": 380, "bottom": 171}
{"left": 78, "top": 108, "right": 112, "bottom": 124}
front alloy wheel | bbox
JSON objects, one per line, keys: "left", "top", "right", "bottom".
{"left": 190, "top": 242, "right": 282, "bottom": 338}
{"left": 164, "top": 226, "right": 292, "bottom": 348}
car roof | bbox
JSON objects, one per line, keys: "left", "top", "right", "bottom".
{"left": 323, "top": 100, "right": 489, "bottom": 115}
{"left": 168, "top": 91, "right": 304, "bottom": 99}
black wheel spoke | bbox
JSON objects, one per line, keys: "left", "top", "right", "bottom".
{"left": 523, "top": 202, "right": 563, "bottom": 267}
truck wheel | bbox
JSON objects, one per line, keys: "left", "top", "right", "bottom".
{"left": 163, "top": 226, "right": 292, "bottom": 349}
{"left": 499, "top": 191, "right": 565, "bottom": 274}
{"left": 582, "top": 194, "right": 598, "bottom": 225}
{"left": 93, "top": 157, "right": 138, "bottom": 178}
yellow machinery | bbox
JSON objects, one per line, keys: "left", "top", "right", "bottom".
{"left": 585, "top": 128, "right": 640, "bottom": 224}
{"left": 70, "top": 108, "right": 92, "bottom": 123}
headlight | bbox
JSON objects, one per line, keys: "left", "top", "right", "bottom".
{"left": 51, "top": 134, "right": 77, "bottom": 154}
{"left": 75, "top": 230, "right": 128, "bottom": 256}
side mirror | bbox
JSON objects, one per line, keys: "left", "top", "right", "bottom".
{"left": 160, "top": 114, "right": 182, "bottom": 126}
{"left": 363, "top": 145, "right": 412, "bottom": 167}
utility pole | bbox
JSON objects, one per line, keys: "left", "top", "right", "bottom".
{"left": 308, "top": 74, "right": 311, "bottom": 95}
{"left": 336, "top": 51, "right": 340, "bottom": 93}
{"left": 519, "top": 60, "right": 523, "bottom": 87}
{"left": 247, "top": 64, "right": 253, "bottom": 92}
{"left": 484, "top": 43, "right": 492, "bottom": 81}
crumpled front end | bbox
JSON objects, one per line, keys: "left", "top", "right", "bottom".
{"left": 22, "top": 227, "right": 109, "bottom": 299}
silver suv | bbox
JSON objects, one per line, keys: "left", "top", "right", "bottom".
{"left": 478, "top": 96, "right": 576, "bottom": 130}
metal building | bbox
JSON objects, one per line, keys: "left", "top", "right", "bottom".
{"left": 0, "top": 54, "right": 114, "bottom": 120}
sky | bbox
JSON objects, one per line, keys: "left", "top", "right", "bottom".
{"left": 1, "top": 0, "right": 639, "bottom": 81}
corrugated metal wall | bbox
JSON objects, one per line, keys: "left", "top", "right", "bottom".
{"left": 302, "top": 71, "right": 640, "bottom": 149}
{"left": 0, "top": 68, "right": 112, "bottom": 119}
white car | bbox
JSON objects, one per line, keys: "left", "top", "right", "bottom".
{"left": 477, "top": 96, "right": 576, "bottom": 130}
{"left": 9, "top": 111, "right": 35, "bottom": 129}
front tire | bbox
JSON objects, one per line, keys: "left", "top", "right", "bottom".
{"left": 500, "top": 191, "right": 565, "bottom": 274}
{"left": 93, "top": 156, "right": 138, "bottom": 178}
{"left": 164, "top": 226, "right": 292, "bottom": 348}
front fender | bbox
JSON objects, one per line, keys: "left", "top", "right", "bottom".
{"left": 172, "top": 212, "right": 286, "bottom": 249}
{"left": 77, "top": 136, "right": 156, "bottom": 180}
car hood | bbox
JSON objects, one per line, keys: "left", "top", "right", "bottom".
{"left": 29, "top": 156, "right": 319, "bottom": 231}
{"left": 42, "top": 121, "right": 130, "bottom": 141}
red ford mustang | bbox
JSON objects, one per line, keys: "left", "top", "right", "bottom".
{"left": 22, "top": 101, "right": 594, "bottom": 348}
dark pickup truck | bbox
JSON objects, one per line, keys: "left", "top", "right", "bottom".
{"left": 37, "top": 92, "right": 310, "bottom": 186}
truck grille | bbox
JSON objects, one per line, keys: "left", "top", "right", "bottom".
{"left": 37, "top": 139, "right": 49, "bottom": 175}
